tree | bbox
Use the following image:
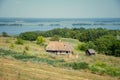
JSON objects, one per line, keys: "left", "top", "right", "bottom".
{"left": 78, "top": 43, "right": 87, "bottom": 51}
{"left": 19, "top": 32, "right": 38, "bottom": 41}
{"left": 36, "top": 36, "right": 45, "bottom": 44}
{"left": 87, "top": 41, "right": 96, "bottom": 49}
{"left": 2, "top": 32, "right": 9, "bottom": 37}
{"left": 95, "top": 35, "right": 115, "bottom": 54}
{"left": 79, "top": 32, "right": 87, "bottom": 42}
{"left": 78, "top": 41, "right": 96, "bottom": 51}
{"left": 50, "top": 35, "right": 60, "bottom": 41}
{"left": 110, "top": 40, "right": 120, "bottom": 57}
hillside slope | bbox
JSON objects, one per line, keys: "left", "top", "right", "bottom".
{"left": 0, "top": 58, "right": 118, "bottom": 80}
{"left": 0, "top": 37, "right": 120, "bottom": 80}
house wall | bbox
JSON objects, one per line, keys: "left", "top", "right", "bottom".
{"left": 46, "top": 50, "right": 71, "bottom": 54}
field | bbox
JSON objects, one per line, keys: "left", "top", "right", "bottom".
{"left": 0, "top": 36, "right": 120, "bottom": 80}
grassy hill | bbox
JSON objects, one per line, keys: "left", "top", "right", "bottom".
{"left": 0, "top": 36, "right": 120, "bottom": 80}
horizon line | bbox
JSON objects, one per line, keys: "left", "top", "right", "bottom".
{"left": 0, "top": 17, "right": 120, "bottom": 19}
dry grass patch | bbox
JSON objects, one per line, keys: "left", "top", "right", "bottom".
{"left": 0, "top": 58, "right": 118, "bottom": 80}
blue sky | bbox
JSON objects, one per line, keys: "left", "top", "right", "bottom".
{"left": 0, "top": 0, "right": 120, "bottom": 18}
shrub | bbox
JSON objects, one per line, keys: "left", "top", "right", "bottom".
{"left": 36, "top": 36, "right": 45, "bottom": 44}
{"left": 9, "top": 43, "right": 14, "bottom": 49}
{"left": 89, "top": 61, "right": 120, "bottom": 76}
{"left": 25, "top": 46, "right": 29, "bottom": 51}
{"left": 65, "top": 62, "right": 89, "bottom": 70}
{"left": 95, "top": 35, "right": 116, "bottom": 55}
{"left": 106, "top": 67, "right": 120, "bottom": 76}
{"left": 78, "top": 41, "right": 96, "bottom": 51}
{"left": 23, "top": 50, "right": 28, "bottom": 55}
{"left": 2, "top": 32, "right": 9, "bottom": 37}
{"left": 15, "top": 38, "right": 24, "bottom": 45}
{"left": 89, "top": 61, "right": 107, "bottom": 74}
{"left": 50, "top": 35, "right": 60, "bottom": 41}
{"left": 19, "top": 32, "right": 38, "bottom": 41}
{"left": 78, "top": 43, "right": 87, "bottom": 51}
{"left": 0, "top": 48, "right": 65, "bottom": 66}
{"left": 115, "top": 49, "right": 120, "bottom": 57}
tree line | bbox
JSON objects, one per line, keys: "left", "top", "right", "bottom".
{"left": 18, "top": 28, "right": 120, "bottom": 57}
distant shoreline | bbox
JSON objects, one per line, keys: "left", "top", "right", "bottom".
{"left": 0, "top": 18, "right": 120, "bottom": 35}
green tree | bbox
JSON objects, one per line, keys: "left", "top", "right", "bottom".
{"left": 19, "top": 32, "right": 38, "bottom": 41}
{"left": 78, "top": 43, "right": 87, "bottom": 51}
{"left": 87, "top": 41, "right": 96, "bottom": 49}
{"left": 78, "top": 41, "right": 96, "bottom": 51}
{"left": 2, "top": 32, "right": 9, "bottom": 37}
{"left": 36, "top": 36, "right": 45, "bottom": 44}
{"left": 110, "top": 40, "right": 120, "bottom": 57}
{"left": 50, "top": 35, "right": 60, "bottom": 41}
{"left": 95, "top": 35, "right": 115, "bottom": 54}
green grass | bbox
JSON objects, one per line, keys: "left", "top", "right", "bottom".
{"left": 89, "top": 61, "right": 120, "bottom": 77}
{"left": 0, "top": 37, "right": 120, "bottom": 80}
{"left": 1, "top": 57, "right": 118, "bottom": 80}
{"left": 0, "top": 48, "right": 120, "bottom": 77}
{"left": 0, "top": 49, "right": 65, "bottom": 66}
{"left": 64, "top": 62, "right": 89, "bottom": 70}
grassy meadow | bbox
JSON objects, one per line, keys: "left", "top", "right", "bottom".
{"left": 0, "top": 36, "right": 120, "bottom": 80}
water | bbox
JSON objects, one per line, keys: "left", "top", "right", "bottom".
{"left": 0, "top": 18, "right": 120, "bottom": 35}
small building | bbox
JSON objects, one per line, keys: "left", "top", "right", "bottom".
{"left": 86, "top": 49, "right": 95, "bottom": 56}
{"left": 46, "top": 41, "right": 74, "bottom": 54}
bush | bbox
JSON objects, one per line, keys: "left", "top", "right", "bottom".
{"left": 15, "top": 38, "right": 24, "bottom": 45}
{"left": 25, "top": 46, "right": 29, "bottom": 51}
{"left": 106, "top": 67, "right": 120, "bottom": 76}
{"left": 2, "top": 32, "right": 9, "bottom": 37}
{"left": 19, "top": 32, "right": 38, "bottom": 41}
{"left": 89, "top": 61, "right": 107, "bottom": 74}
{"left": 78, "top": 41, "right": 96, "bottom": 51}
{"left": 65, "top": 62, "right": 89, "bottom": 70}
{"left": 9, "top": 43, "right": 14, "bottom": 49}
{"left": 89, "top": 61, "right": 120, "bottom": 76}
{"left": 50, "top": 35, "right": 60, "bottom": 41}
{"left": 0, "top": 49, "right": 64, "bottom": 65}
{"left": 13, "top": 54, "right": 34, "bottom": 60}
{"left": 115, "top": 49, "right": 120, "bottom": 57}
{"left": 95, "top": 35, "right": 120, "bottom": 57}
{"left": 36, "top": 36, "right": 45, "bottom": 44}
{"left": 78, "top": 43, "right": 87, "bottom": 51}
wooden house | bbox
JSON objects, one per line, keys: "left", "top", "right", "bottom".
{"left": 86, "top": 49, "right": 95, "bottom": 56}
{"left": 46, "top": 41, "right": 74, "bottom": 54}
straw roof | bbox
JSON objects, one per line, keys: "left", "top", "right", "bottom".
{"left": 46, "top": 41, "right": 73, "bottom": 52}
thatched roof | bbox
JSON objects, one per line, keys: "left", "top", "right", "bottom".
{"left": 46, "top": 41, "right": 73, "bottom": 52}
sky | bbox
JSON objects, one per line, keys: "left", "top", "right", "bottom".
{"left": 0, "top": 0, "right": 120, "bottom": 18}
